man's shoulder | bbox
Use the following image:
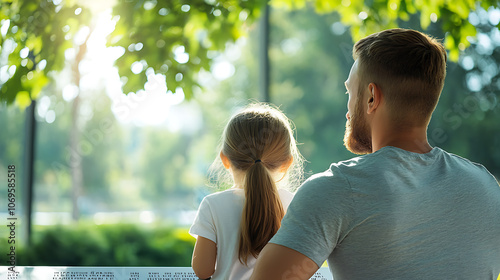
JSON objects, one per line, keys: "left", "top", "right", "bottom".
{"left": 435, "top": 147, "right": 496, "bottom": 175}
{"left": 439, "top": 147, "right": 486, "bottom": 167}
{"left": 298, "top": 164, "right": 354, "bottom": 195}
{"left": 330, "top": 146, "right": 485, "bottom": 172}
{"left": 326, "top": 153, "right": 380, "bottom": 179}
{"left": 300, "top": 153, "right": 374, "bottom": 184}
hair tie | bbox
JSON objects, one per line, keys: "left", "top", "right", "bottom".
{"left": 254, "top": 159, "right": 262, "bottom": 163}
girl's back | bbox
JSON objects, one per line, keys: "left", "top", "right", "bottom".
{"left": 189, "top": 103, "right": 304, "bottom": 279}
{"left": 191, "top": 188, "right": 293, "bottom": 279}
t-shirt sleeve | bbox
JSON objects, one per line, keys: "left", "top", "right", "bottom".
{"left": 270, "top": 168, "right": 353, "bottom": 267}
{"left": 189, "top": 196, "right": 217, "bottom": 243}
{"left": 279, "top": 188, "right": 295, "bottom": 211}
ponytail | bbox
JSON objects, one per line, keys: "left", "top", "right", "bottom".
{"left": 214, "top": 103, "right": 304, "bottom": 265}
{"left": 238, "top": 161, "right": 284, "bottom": 265}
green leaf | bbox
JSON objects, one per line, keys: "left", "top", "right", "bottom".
{"left": 15, "top": 90, "right": 31, "bottom": 109}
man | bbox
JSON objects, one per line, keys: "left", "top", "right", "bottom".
{"left": 250, "top": 29, "right": 500, "bottom": 279}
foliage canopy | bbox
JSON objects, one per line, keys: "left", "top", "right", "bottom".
{"left": 1, "top": 0, "right": 500, "bottom": 104}
{"left": 0, "top": 0, "right": 89, "bottom": 107}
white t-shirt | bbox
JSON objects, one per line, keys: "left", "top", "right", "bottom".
{"left": 189, "top": 187, "right": 294, "bottom": 280}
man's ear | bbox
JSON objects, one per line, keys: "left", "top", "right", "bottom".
{"left": 367, "top": 82, "right": 382, "bottom": 114}
{"left": 220, "top": 151, "right": 231, "bottom": 169}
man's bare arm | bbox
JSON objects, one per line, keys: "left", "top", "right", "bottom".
{"left": 251, "top": 243, "right": 319, "bottom": 280}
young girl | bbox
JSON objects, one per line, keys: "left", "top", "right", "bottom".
{"left": 189, "top": 103, "right": 304, "bottom": 280}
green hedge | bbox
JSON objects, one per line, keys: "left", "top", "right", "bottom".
{"left": 1, "top": 223, "right": 195, "bottom": 266}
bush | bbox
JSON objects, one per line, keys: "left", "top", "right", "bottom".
{"left": 1, "top": 223, "right": 195, "bottom": 266}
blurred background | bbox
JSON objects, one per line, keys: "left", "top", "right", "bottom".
{"left": 0, "top": 0, "right": 499, "bottom": 266}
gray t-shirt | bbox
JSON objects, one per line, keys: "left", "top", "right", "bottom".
{"left": 271, "top": 146, "right": 500, "bottom": 279}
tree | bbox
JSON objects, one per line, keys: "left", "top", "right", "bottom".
{"left": 107, "top": 0, "right": 266, "bottom": 99}
{"left": 106, "top": 0, "right": 500, "bottom": 100}
{"left": 0, "top": 0, "right": 90, "bottom": 106}
{"left": 273, "top": 0, "right": 488, "bottom": 60}
{"left": 3, "top": 0, "right": 500, "bottom": 104}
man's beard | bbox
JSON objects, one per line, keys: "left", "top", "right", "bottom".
{"left": 343, "top": 97, "right": 372, "bottom": 155}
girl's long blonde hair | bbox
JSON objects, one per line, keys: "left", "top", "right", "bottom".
{"left": 212, "top": 103, "right": 304, "bottom": 265}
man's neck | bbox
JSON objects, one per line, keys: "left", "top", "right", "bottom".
{"left": 371, "top": 124, "right": 432, "bottom": 154}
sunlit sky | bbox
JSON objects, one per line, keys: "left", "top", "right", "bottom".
{"left": 34, "top": 3, "right": 239, "bottom": 131}
{"left": 74, "top": 10, "right": 198, "bottom": 130}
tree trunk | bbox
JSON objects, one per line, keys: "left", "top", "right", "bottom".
{"left": 70, "top": 93, "right": 83, "bottom": 221}
{"left": 259, "top": 3, "right": 270, "bottom": 102}
{"left": 70, "top": 30, "right": 91, "bottom": 222}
